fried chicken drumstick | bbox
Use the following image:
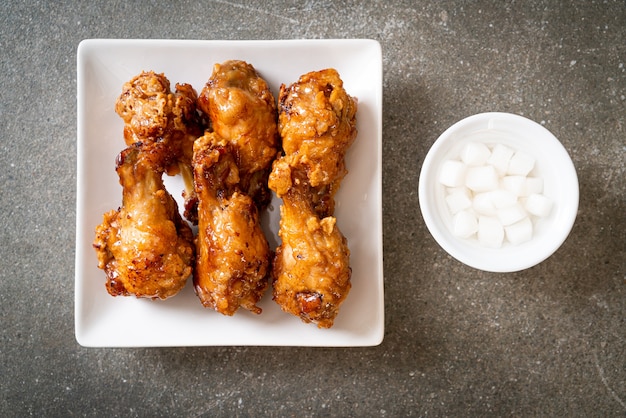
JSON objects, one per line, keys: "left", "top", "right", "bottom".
{"left": 93, "top": 71, "right": 200, "bottom": 299}
{"left": 269, "top": 68, "right": 358, "bottom": 328}
{"left": 193, "top": 60, "right": 278, "bottom": 314}
{"left": 197, "top": 60, "right": 279, "bottom": 209}
{"left": 193, "top": 133, "right": 271, "bottom": 315}
{"left": 115, "top": 71, "right": 204, "bottom": 223}
{"left": 93, "top": 142, "right": 195, "bottom": 299}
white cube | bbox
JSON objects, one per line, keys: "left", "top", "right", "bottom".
{"left": 505, "top": 217, "right": 533, "bottom": 245}
{"left": 460, "top": 142, "right": 491, "bottom": 166}
{"left": 507, "top": 150, "right": 535, "bottom": 176}
{"left": 488, "top": 143, "right": 515, "bottom": 175}
{"left": 473, "top": 192, "right": 497, "bottom": 216}
{"left": 439, "top": 160, "right": 467, "bottom": 187}
{"left": 525, "top": 193, "right": 553, "bottom": 217}
{"left": 523, "top": 177, "right": 544, "bottom": 196}
{"left": 446, "top": 186, "right": 471, "bottom": 197}
{"left": 452, "top": 210, "right": 478, "bottom": 238}
{"left": 446, "top": 190, "right": 472, "bottom": 214}
{"left": 490, "top": 189, "right": 518, "bottom": 209}
{"left": 496, "top": 203, "right": 527, "bottom": 226}
{"left": 501, "top": 175, "right": 526, "bottom": 196}
{"left": 465, "top": 165, "right": 499, "bottom": 192}
{"left": 478, "top": 216, "right": 505, "bottom": 248}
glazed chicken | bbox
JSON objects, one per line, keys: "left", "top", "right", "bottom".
{"left": 192, "top": 133, "right": 270, "bottom": 315}
{"left": 271, "top": 182, "right": 352, "bottom": 328}
{"left": 193, "top": 60, "right": 277, "bottom": 314}
{"left": 197, "top": 60, "right": 279, "bottom": 208}
{"left": 269, "top": 68, "right": 358, "bottom": 328}
{"left": 115, "top": 71, "right": 204, "bottom": 223}
{"left": 93, "top": 142, "right": 195, "bottom": 299}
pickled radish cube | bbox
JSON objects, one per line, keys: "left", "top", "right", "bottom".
{"left": 496, "top": 203, "right": 527, "bottom": 226}
{"left": 507, "top": 150, "right": 535, "bottom": 176}
{"left": 525, "top": 193, "right": 553, "bottom": 217}
{"left": 478, "top": 216, "right": 504, "bottom": 248}
{"left": 446, "top": 186, "right": 471, "bottom": 197}
{"left": 452, "top": 210, "right": 478, "bottom": 238}
{"left": 517, "top": 196, "right": 528, "bottom": 209}
{"left": 490, "top": 189, "right": 518, "bottom": 209}
{"left": 446, "top": 190, "right": 472, "bottom": 214}
{"left": 460, "top": 142, "right": 491, "bottom": 166}
{"left": 505, "top": 217, "right": 533, "bottom": 245}
{"left": 465, "top": 165, "right": 499, "bottom": 192}
{"left": 501, "top": 175, "right": 526, "bottom": 196}
{"left": 488, "top": 143, "right": 515, "bottom": 175}
{"left": 439, "top": 160, "right": 467, "bottom": 187}
{"left": 473, "top": 192, "right": 497, "bottom": 216}
{"left": 522, "top": 177, "right": 544, "bottom": 196}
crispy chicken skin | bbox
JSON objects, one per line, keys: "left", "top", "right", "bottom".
{"left": 115, "top": 71, "right": 204, "bottom": 223}
{"left": 192, "top": 133, "right": 270, "bottom": 315}
{"left": 272, "top": 185, "right": 352, "bottom": 328}
{"left": 269, "top": 68, "right": 358, "bottom": 328}
{"left": 197, "top": 60, "right": 279, "bottom": 208}
{"left": 271, "top": 68, "right": 358, "bottom": 217}
{"left": 93, "top": 143, "right": 195, "bottom": 299}
{"left": 192, "top": 60, "right": 277, "bottom": 315}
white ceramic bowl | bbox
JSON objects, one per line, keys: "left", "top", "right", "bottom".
{"left": 418, "top": 112, "right": 579, "bottom": 272}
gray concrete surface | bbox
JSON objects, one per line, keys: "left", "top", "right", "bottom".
{"left": 1, "top": 1, "right": 624, "bottom": 416}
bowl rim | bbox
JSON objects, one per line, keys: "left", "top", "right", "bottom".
{"left": 418, "top": 112, "right": 579, "bottom": 273}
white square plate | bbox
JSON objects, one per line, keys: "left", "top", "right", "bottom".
{"left": 75, "top": 39, "right": 383, "bottom": 347}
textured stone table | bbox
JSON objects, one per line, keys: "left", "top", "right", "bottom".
{"left": 1, "top": 1, "right": 624, "bottom": 416}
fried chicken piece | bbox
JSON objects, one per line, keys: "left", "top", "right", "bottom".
{"left": 191, "top": 60, "right": 277, "bottom": 315}
{"left": 115, "top": 71, "right": 204, "bottom": 223}
{"left": 271, "top": 68, "right": 358, "bottom": 217}
{"left": 269, "top": 68, "right": 357, "bottom": 328}
{"left": 272, "top": 184, "right": 352, "bottom": 328}
{"left": 192, "top": 133, "right": 270, "bottom": 315}
{"left": 197, "top": 60, "right": 278, "bottom": 208}
{"left": 93, "top": 142, "right": 195, "bottom": 299}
